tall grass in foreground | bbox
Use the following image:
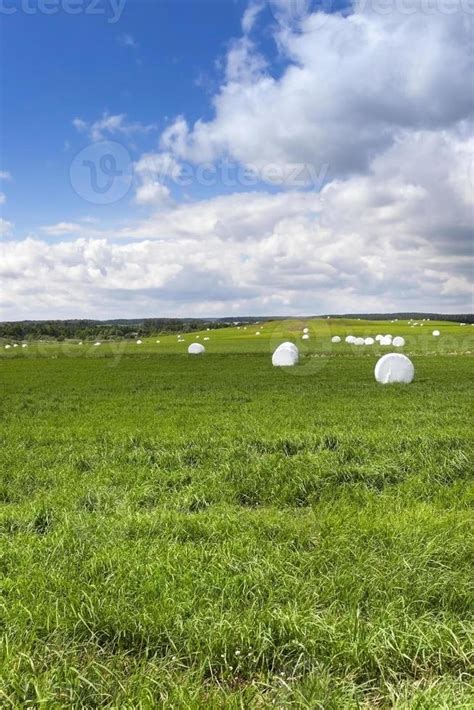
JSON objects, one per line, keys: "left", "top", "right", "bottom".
{"left": 0, "top": 339, "right": 473, "bottom": 707}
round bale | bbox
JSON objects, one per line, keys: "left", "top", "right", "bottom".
{"left": 188, "top": 343, "right": 205, "bottom": 355}
{"left": 375, "top": 353, "right": 415, "bottom": 384}
{"left": 272, "top": 343, "right": 299, "bottom": 367}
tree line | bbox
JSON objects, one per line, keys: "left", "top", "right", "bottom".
{"left": 0, "top": 319, "right": 234, "bottom": 341}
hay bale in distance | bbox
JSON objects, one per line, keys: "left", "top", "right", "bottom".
{"left": 188, "top": 343, "right": 205, "bottom": 355}
{"left": 272, "top": 342, "right": 299, "bottom": 367}
{"left": 364, "top": 337, "right": 375, "bottom": 345}
{"left": 432, "top": 330, "right": 440, "bottom": 336}
{"left": 392, "top": 336, "right": 405, "bottom": 347}
{"left": 331, "top": 336, "right": 341, "bottom": 343}
{"left": 375, "top": 353, "right": 415, "bottom": 384}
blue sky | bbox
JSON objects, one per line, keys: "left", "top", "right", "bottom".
{"left": 0, "top": 0, "right": 472, "bottom": 319}
{"left": 2, "top": 0, "right": 253, "bottom": 231}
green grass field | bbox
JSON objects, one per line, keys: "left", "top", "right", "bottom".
{"left": 1, "top": 319, "right": 473, "bottom": 708}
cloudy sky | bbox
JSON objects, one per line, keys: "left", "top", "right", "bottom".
{"left": 0, "top": 0, "right": 472, "bottom": 319}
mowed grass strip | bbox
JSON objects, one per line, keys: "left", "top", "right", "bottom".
{"left": 0, "top": 340, "right": 473, "bottom": 707}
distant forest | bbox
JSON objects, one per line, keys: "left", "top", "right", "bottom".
{"left": 0, "top": 313, "right": 471, "bottom": 340}
{"left": 0, "top": 319, "right": 238, "bottom": 341}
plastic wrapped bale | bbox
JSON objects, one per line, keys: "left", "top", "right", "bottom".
{"left": 303, "top": 327, "right": 309, "bottom": 334}
{"left": 256, "top": 331, "right": 261, "bottom": 336}
{"left": 156, "top": 340, "right": 160, "bottom": 344}
{"left": 354, "top": 337, "right": 365, "bottom": 346}
{"left": 331, "top": 336, "right": 341, "bottom": 343}
{"left": 380, "top": 335, "right": 392, "bottom": 346}
{"left": 94, "top": 342, "right": 101, "bottom": 347}
{"left": 345, "top": 335, "right": 355, "bottom": 344}
{"left": 22, "top": 343, "right": 28, "bottom": 348}
{"left": 302, "top": 334, "right": 310, "bottom": 340}
{"left": 204, "top": 337, "right": 210, "bottom": 341}
{"left": 432, "top": 330, "right": 440, "bottom": 336}
{"left": 392, "top": 336, "right": 405, "bottom": 347}
{"left": 277, "top": 341, "right": 298, "bottom": 355}
{"left": 136, "top": 340, "right": 142, "bottom": 345}
{"left": 375, "top": 334, "right": 383, "bottom": 341}
{"left": 375, "top": 353, "right": 415, "bottom": 384}
{"left": 5, "top": 344, "right": 11, "bottom": 349}
{"left": 188, "top": 343, "right": 205, "bottom": 355}
{"left": 272, "top": 343, "right": 299, "bottom": 367}
{"left": 364, "top": 337, "right": 375, "bottom": 345}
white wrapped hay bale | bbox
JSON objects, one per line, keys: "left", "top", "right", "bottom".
{"left": 302, "top": 333, "right": 310, "bottom": 340}
{"left": 380, "top": 335, "right": 392, "bottom": 346}
{"left": 331, "top": 336, "right": 341, "bottom": 343}
{"left": 22, "top": 343, "right": 28, "bottom": 348}
{"left": 5, "top": 344, "right": 11, "bottom": 349}
{"left": 278, "top": 341, "right": 298, "bottom": 354}
{"left": 432, "top": 330, "right": 440, "bottom": 336}
{"left": 392, "top": 336, "right": 405, "bottom": 347}
{"left": 272, "top": 342, "right": 299, "bottom": 367}
{"left": 303, "top": 327, "right": 309, "bottom": 334}
{"left": 188, "top": 343, "right": 205, "bottom": 355}
{"left": 136, "top": 340, "right": 142, "bottom": 345}
{"left": 354, "top": 337, "right": 365, "bottom": 346}
{"left": 256, "top": 331, "right": 261, "bottom": 336}
{"left": 375, "top": 353, "right": 415, "bottom": 384}
{"left": 345, "top": 335, "right": 355, "bottom": 344}
{"left": 364, "top": 337, "right": 375, "bottom": 345}
{"left": 375, "top": 334, "right": 383, "bottom": 341}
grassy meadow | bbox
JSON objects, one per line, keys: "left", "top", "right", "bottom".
{"left": 1, "top": 319, "right": 473, "bottom": 707}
